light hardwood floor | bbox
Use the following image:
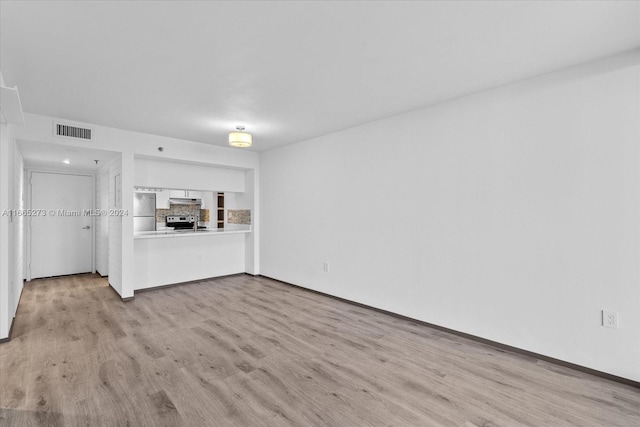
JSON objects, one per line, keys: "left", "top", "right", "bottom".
{"left": 0, "top": 274, "right": 638, "bottom": 426}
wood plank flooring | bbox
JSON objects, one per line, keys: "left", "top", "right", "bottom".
{"left": 1, "top": 274, "right": 638, "bottom": 426}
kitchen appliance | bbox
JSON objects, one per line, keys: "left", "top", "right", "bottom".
{"left": 166, "top": 215, "right": 206, "bottom": 230}
{"left": 133, "top": 192, "right": 156, "bottom": 232}
{"left": 169, "top": 198, "right": 202, "bottom": 206}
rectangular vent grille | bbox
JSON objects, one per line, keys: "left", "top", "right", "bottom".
{"left": 55, "top": 124, "right": 92, "bottom": 140}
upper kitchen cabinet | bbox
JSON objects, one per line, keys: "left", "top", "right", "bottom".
{"left": 169, "top": 190, "right": 202, "bottom": 199}
{"left": 201, "top": 191, "right": 214, "bottom": 210}
{"left": 156, "top": 190, "right": 170, "bottom": 208}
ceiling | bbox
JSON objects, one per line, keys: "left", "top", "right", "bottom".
{"left": 18, "top": 140, "right": 119, "bottom": 171}
{"left": 1, "top": 1, "right": 638, "bottom": 152}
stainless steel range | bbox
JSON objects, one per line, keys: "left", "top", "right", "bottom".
{"left": 166, "top": 215, "right": 206, "bottom": 230}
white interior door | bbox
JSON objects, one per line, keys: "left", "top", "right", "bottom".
{"left": 30, "top": 172, "right": 94, "bottom": 279}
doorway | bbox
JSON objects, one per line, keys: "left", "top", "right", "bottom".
{"left": 28, "top": 171, "right": 94, "bottom": 279}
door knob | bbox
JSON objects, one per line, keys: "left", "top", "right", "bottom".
{"left": 82, "top": 226, "right": 91, "bottom": 229}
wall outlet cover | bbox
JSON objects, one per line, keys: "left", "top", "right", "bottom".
{"left": 602, "top": 310, "right": 618, "bottom": 328}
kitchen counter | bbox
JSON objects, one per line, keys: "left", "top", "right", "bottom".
{"left": 134, "top": 225, "right": 251, "bottom": 239}
{"left": 134, "top": 225, "right": 249, "bottom": 290}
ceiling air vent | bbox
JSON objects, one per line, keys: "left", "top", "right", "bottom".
{"left": 53, "top": 122, "right": 93, "bottom": 140}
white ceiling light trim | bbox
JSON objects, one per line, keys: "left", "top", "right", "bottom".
{"left": 229, "top": 126, "right": 252, "bottom": 148}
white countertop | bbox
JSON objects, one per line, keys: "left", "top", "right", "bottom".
{"left": 134, "top": 225, "right": 251, "bottom": 239}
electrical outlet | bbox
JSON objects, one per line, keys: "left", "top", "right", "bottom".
{"left": 602, "top": 310, "right": 618, "bottom": 328}
{"left": 323, "top": 262, "right": 329, "bottom": 273}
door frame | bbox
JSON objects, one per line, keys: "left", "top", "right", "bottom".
{"left": 25, "top": 168, "right": 96, "bottom": 281}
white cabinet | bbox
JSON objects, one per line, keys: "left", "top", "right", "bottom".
{"left": 155, "top": 190, "right": 170, "bottom": 209}
{"left": 200, "top": 191, "right": 214, "bottom": 209}
{"left": 169, "top": 190, "right": 202, "bottom": 199}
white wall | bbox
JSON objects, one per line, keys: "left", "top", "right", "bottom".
{"left": 134, "top": 157, "right": 245, "bottom": 192}
{"left": 0, "top": 123, "right": 13, "bottom": 339}
{"left": 15, "top": 115, "right": 259, "bottom": 171}
{"left": 259, "top": 51, "right": 640, "bottom": 381}
{"left": 236, "top": 169, "right": 259, "bottom": 274}
{"left": 0, "top": 123, "right": 24, "bottom": 340}
{"left": 95, "top": 162, "right": 109, "bottom": 276}
{"left": 12, "top": 141, "right": 24, "bottom": 315}
{"left": 106, "top": 155, "right": 123, "bottom": 295}
{"left": 120, "top": 152, "right": 135, "bottom": 298}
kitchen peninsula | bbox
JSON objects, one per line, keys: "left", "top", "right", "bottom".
{"left": 134, "top": 225, "right": 250, "bottom": 239}
{"left": 133, "top": 186, "right": 252, "bottom": 291}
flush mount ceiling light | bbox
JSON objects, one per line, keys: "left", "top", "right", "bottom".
{"left": 229, "top": 126, "right": 252, "bottom": 148}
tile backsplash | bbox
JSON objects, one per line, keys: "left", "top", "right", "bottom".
{"left": 228, "top": 209, "right": 251, "bottom": 225}
{"left": 157, "top": 207, "right": 210, "bottom": 223}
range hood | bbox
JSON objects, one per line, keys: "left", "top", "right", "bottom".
{"left": 169, "top": 198, "right": 202, "bottom": 206}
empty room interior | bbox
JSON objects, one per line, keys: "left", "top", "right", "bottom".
{"left": 1, "top": 1, "right": 639, "bottom": 426}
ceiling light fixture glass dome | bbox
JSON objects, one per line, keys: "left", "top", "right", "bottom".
{"left": 229, "top": 126, "right": 252, "bottom": 148}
